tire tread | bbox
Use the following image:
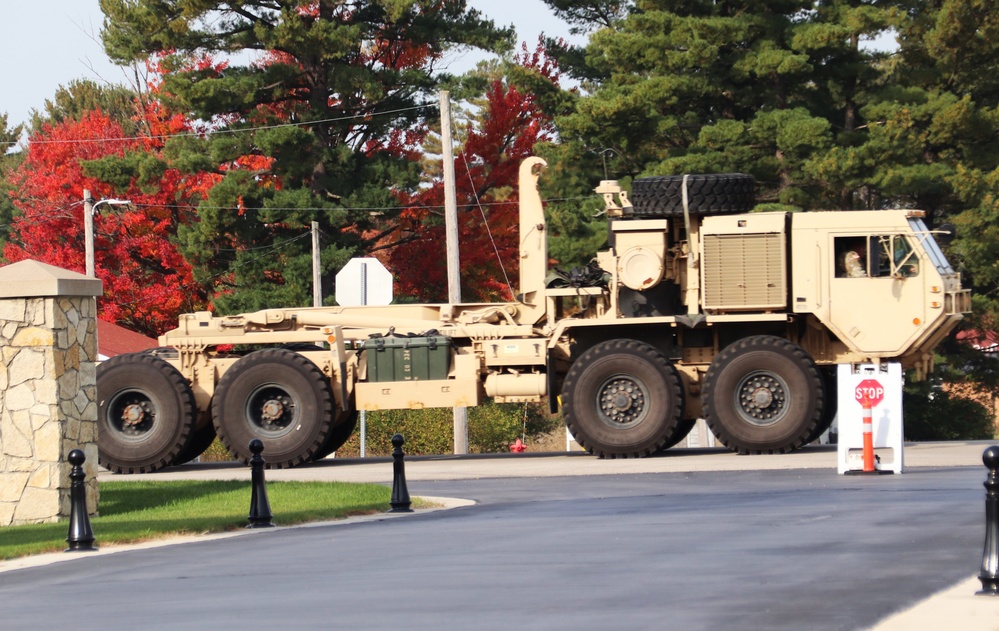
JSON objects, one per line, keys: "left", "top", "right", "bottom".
{"left": 562, "top": 339, "right": 684, "bottom": 458}
{"left": 702, "top": 336, "right": 822, "bottom": 454}
{"left": 97, "top": 353, "right": 197, "bottom": 474}
{"left": 630, "top": 173, "right": 755, "bottom": 218}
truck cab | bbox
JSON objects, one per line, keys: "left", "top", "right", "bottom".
{"left": 789, "top": 211, "right": 970, "bottom": 377}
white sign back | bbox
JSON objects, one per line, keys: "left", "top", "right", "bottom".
{"left": 335, "top": 258, "right": 393, "bottom": 306}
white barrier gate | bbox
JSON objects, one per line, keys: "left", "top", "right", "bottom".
{"left": 837, "top": 363, "right": 904, "bottom": 474}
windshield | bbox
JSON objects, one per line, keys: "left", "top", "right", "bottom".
{"left": 908, "top": 218, "right": 955, "bottom": 275}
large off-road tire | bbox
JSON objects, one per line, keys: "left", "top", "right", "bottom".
{"left": 310, "top": 411, "right": 358, "bottom": 461}
{"left": 212, "top": 348, "right": 335, "bottom": 468}
{"left": 561, "top": 339, "right": 685, "bottom": 458}
{"left": 630, "top": 173, "right": 755, "bottom": 218}
{"left": 660, "top": 417, "right": 698, "bottom": 451}
{"left": 702, "top": 336, "right": 823, "bottom": 454}
{"left": 804, "top": 368, "right": 838, "bottom": 445}
{"left": 170, "top": 420, "right": 217, "bottom": 466}
{"left": 97, "top": 353, "right": 197, "bottom": 474}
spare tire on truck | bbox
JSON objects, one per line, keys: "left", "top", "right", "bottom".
{"left": 97, "top": 353, "right": 198, "bottom": 474}
{"left": 629, "top": 173, "right": 755, "bottom": 218}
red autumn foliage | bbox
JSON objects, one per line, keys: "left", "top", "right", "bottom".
{"left": 3, "top": 109, "right": 217, "bottom": 337}
{"left": 388, "top": 46, "right": 559, "bottom": 302}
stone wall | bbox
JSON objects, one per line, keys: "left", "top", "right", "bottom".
{"left": 0, "top": 261, "right": 101, "bottom": 527}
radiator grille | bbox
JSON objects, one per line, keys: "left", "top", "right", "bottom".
{"left": 702, "top": 233, "right": 786, "bottom": 311}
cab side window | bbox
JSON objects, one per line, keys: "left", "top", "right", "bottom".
{"left": 874, "top": 235, "right": 920, "bottom": 278}
{"left": 835, "top": 237, "right": 868, "bottom": 278}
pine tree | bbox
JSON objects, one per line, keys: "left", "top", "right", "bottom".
{"left": 100, "top": 0, "right": 512, "bottom": 313}
{"left": 0, "top": 113, "right": 25, "bottom": 255}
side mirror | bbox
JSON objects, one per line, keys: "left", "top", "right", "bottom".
{"left": 936, "top": 223, "right": 956, "bottom": 245}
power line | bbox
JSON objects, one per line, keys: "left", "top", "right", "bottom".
{"left": 0, "top": 103, "right": 435, "bottom": 148}
{"left": 103, "top": 229, "right": 315, "bottom": 314}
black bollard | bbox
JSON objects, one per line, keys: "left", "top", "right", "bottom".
{"left": 247, "top": 439, "right": 274, "bottom": 528}
{"left": 389, "top": 433, "right": 413, "bottom": 513}
{"left": 979, "top": 446, "right": 999, "bottom": 595}
{"left": 65, "top": 449, "right": 97, "bottom": 552}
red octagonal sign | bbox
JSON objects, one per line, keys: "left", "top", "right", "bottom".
{"left": 855, "top": 379, "right": 885, "bottom": 407}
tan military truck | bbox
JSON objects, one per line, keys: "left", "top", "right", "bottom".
{"left": 96, "top": 157, "right": 972, "bottom": 472}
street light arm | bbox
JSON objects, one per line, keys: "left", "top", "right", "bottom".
{"left": 90, "top": 199, "right": 132, "bottom": 217}
{"left": 84, "top": 195, "right": 133, "bottom": 277}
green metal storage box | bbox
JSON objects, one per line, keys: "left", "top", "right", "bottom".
{"left": 363, "top": 336, "right": 452, "bottom": 382}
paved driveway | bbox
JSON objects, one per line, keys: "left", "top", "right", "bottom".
{"left": 0, "top": 456, "right": 991, "bottom": 631}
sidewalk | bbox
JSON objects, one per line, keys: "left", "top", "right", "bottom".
{"left": 101, "top": 440, "right": 990, "bottom": 485}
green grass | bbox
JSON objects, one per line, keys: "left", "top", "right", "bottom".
{"left": 0, "top": 480, "right": 393, "bottom": 561}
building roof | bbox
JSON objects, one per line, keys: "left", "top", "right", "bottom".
{"left": 97, "top": 320, "right": 159, "bottom": 360}
{"left": 957, "top": 329, "right": 998, "bottom": 354}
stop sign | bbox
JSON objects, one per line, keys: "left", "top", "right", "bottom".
{"left": 855, "top": 379, "right": 885, "bottom": 407}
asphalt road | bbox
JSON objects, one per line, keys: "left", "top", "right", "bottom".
{"left": 0, "top": 465, "right": 985, "bottom": 630}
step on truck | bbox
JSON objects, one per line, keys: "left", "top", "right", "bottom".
{"left": 96, "top": 157, "right": 972, "bottom": 472}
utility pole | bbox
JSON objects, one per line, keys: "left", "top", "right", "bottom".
{"left": 312, "top": 221, "right": 321, "bottom": 307}
{"left": 83, "top": 190, "right": 95, "bottom": 278}
{"left": 440, "top": 90, "right": 468, "bottom": 455}
{"left": 82, "top": 192, "right": 132, "bottom": 278}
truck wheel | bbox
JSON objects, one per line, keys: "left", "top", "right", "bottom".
{"left": 97, "top": 353, "right": 197, "bottom": 474}
{"left": 630, "top": 173, "right": 754, "bottom": 218}
{"left": 660, "top": 417, "right": 697, "bottom": 450}
{"left": 561, "top": 339, "right": 684, "bottom": 458}
{"left": 804, "top": 368, "right": 838, "bottom": 445}
{"left": 170, "top": 420, "right": 217, "bottom": 466}
{"left": 212, "top": 348, "right": 334, "bottom": 468}
{"left": 311, "top": 411, "right": 358, "bottom": 461}
{"left": 702, "top": 336, "right": 823, "bottom": 454}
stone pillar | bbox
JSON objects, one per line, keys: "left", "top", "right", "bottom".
{"left": 0, "top": 260, "right": 102, "bottom": 526}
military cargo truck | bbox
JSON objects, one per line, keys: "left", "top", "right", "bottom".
{"left": 96, "top": 157, "right": 971, "bottom": 472}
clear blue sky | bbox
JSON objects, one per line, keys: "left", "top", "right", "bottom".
{"left": 0, "top": 0, "right": 580, "bottom": 133}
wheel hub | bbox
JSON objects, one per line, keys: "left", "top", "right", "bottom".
{"left": 737, "top": 373, "right": 787, "bottom": 426}
{"left": 260, "top": 399, "right": 285, "bottom": 422}
{"left": 750, "top": 387, "right": 774, "bottom": 409}
{"left": 105, "top": 389, "right": 156, "bottom": 438}
{"left": 246, "top": 385, "right": 297, "bottom": 436}
{"left": 121, "top": 403, "right": 146, "bottom": 426}
{"left": 598, "top": 377, "right": 647, "bottom": 426}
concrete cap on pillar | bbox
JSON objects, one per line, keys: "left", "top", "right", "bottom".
{"left": 0, "top": 260, "right": 103, "bottom": 298}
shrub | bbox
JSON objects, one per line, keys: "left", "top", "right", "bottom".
{"left": 468, "top": 401, "right": 562, "bottom": 453}
{"left": 903, "top": 383, "right": 995, "bottom": 441}
{"left": 339, "top": 407, "right": 455, "bottom": 457}
{"left": 336, "top": 401, "right": 561, "bottom": 457}
{"left": 199, "top": 437, "right": 237, "bottom": 462}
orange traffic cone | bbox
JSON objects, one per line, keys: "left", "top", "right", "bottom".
{"left": 861, "top": 395, "right": 876, "bottom": 472}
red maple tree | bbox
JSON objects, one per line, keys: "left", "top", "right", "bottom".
{"left": 388, "top": 46, "right": 560, "bottom": 302}
{"left": 3, "top": 107, "right": 218, "bottom": 336}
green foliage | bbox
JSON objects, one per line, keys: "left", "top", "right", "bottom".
{"left": 343, "top": 408, "right": 456, "bottom": 456}
{"left": 468, "top": 401, "right": 562, "bottom": 453}
{"left": 99, "top": 0, "right": 513, "bottom": 314}
{"left": 0, "top": 480, "right": 390, "bottom": 560}
{"left": 199, "top": 437, "right": 238, "bottom": 462}
{"left": 337, "top": 401, "right": 561, "bottom": 456}
{"left": 545, "top": 0, "right": 900, "bottom": 206}
{"left": 0, "top": 113, "right": 24, "bottom": 257}
{"left": 903, "top": 384, "right": 995, "bottom": 441}
{"left": 30, "top": 80, "right": 140, "bottom": 135}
